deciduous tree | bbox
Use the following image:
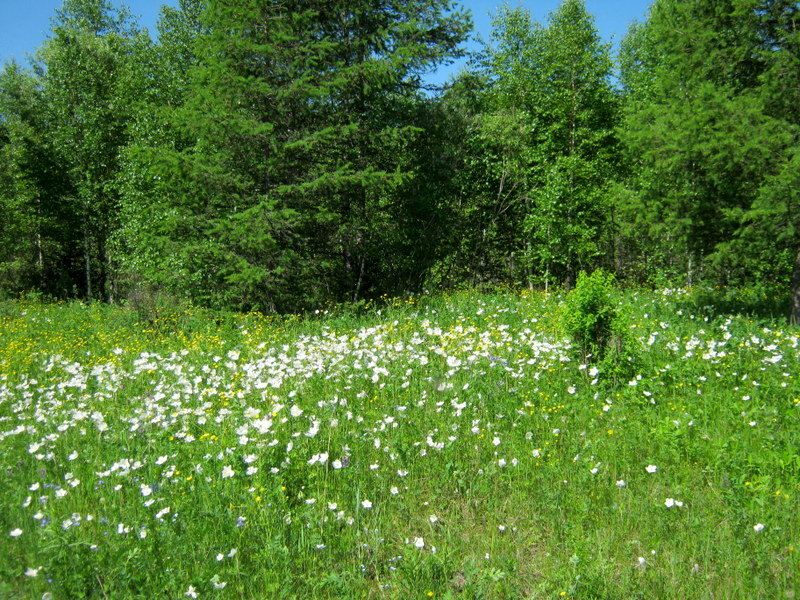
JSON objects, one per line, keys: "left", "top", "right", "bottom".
{"left": 39, "top": 0, "right": 144, "bottom": 301}
{"left": 474, "top": 0, "right": 619, "bottom": 289}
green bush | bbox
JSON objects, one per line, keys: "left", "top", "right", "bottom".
{"left": 563, "top": 269, "right": 637, "bottom": 382}
{"left": 124, "top": 284, "right": 194, "bottom": 332}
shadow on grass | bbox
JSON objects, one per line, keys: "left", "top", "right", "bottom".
{"left": 678, "top": 285, "right": 791, "bottom": 322}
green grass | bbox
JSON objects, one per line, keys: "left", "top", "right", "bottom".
{"left": 1, "top": 288, "right": 798, "bottom": 599}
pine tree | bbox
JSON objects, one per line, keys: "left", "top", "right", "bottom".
{"left": 740, "top": 0, "right": 800, "bottom": 322}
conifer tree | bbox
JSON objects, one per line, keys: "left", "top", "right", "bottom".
{"left": 619, "top": 0, "right": 799, "bottom": 305}
{"left": 123, "top": 0, "right": 470, "bottom": 311}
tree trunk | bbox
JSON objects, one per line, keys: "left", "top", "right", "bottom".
{"left": 564, "top": 267, "right": 574, "bottom": 292}
{"left": 84, "top": 222, "right": 92, "bottom": 303}
{"left": 98, "top": 235, "right": 108, "bottom": 303}
{"left": 791, "top": 244, "right": 800, "bottom": 326}
{"left": 36, "top": 231, "right": 44, "bottom": 290}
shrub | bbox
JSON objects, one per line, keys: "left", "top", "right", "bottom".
{"left": 563, "top": 269, "right": 637, "bottom": 383}
{"left": 124, "top": 284, "right": 193, "bottom": 333}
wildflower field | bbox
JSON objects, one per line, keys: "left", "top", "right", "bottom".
{"left": 1, "top": 289, "right": 798, "bottom": 599}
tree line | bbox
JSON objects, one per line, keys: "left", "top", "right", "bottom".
{"left": 1, "top": 0, "right": 798, "bottom": 321}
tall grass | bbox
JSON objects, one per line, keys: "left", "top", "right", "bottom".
{"left": 1, "top": 288, "right": 798, "bottom": 599}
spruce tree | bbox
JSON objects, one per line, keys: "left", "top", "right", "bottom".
{"left": 618, "top": 0, "right": 799, "bottom": 305}
{"left": 123, "top": 0, "right": 470, "bottom": 311}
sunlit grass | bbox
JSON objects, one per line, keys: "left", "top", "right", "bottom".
{"left": 1, "top": 288, "right": 798, "bottom": 599}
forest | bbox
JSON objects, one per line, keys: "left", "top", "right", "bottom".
{"left": 1, "top": 0, "right": 798, "bottom": 319}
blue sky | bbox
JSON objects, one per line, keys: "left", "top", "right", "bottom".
{"left": 1, "top": 0, "right": 653, "bottom": 83}
{"left": 435, "top": 0, "right": 654, "bottom": 84}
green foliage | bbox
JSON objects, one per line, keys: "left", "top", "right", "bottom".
{"left": 564, "top": 270, "right": 617, "bottom": 361}
{"left": 617, "top": 0, "right": 800, "bottom": 302}
{"left": 116, "top": 0, "right": 471, "bottom": 312}
{"left": 2, "top": 0, "right": 799, "bottom": 316}
{"left": 0, "top": 62, "right": 75, "bottom": 298}
{"left": 680, "top": 283, "right": 791, "bottom": 321}
{"left": 465, "top": 0, "right": 619, "bottom": 289}
{"left": 27, "top": 0, "right": 146, "bottom": 302}
{"left": 563, "top": 269, "right": 637, "bottom": 381}
{"left": 123, "top": 284, "right": 193, "bottom": 331}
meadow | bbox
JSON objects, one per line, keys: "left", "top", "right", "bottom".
{"left": 1, "top": 288, "right": 798, "bottom": 599}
